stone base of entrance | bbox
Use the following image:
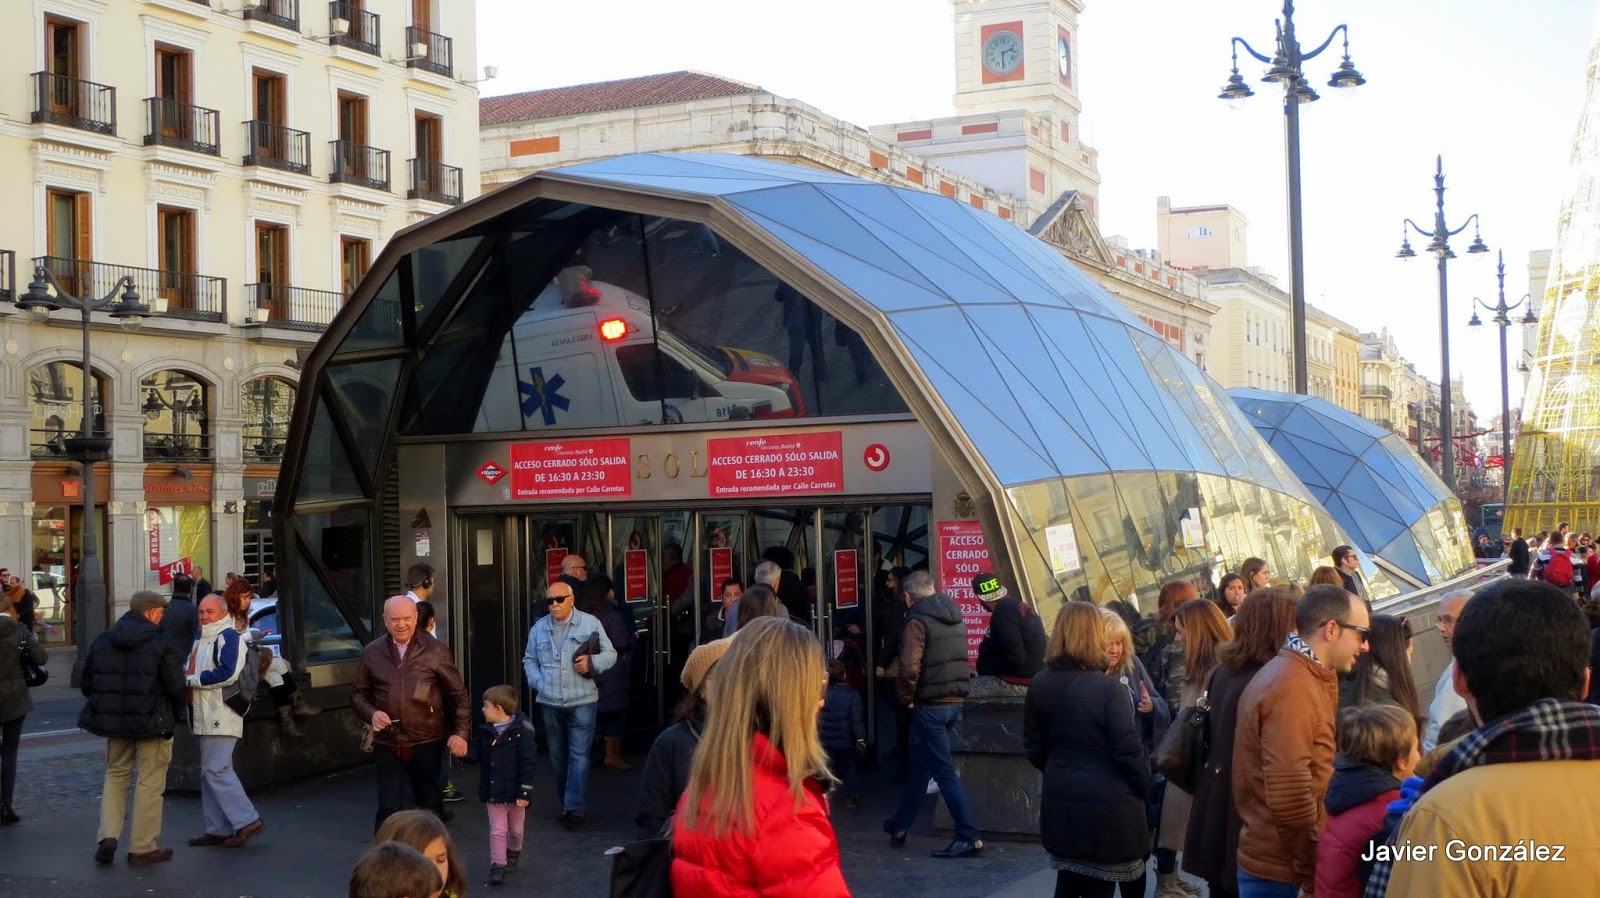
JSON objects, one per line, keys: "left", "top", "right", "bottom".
{"left": 933, "top": 687, "right": 1041, "bottom": 842}
{"left": 167, "top": 687, "right": 369, "bottom": 792}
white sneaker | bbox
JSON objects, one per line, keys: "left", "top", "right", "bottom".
{"left": 925, "top": 778, "right": 940, "bottom": 795}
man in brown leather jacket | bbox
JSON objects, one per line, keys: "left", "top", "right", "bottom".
{"left": 1232, "top": 584, "right": 1368, "bottom": 898}
{"left": 351, "top": 595, "right": 471, "bottom": 830}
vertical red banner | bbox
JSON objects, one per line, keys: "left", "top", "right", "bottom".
{"left": 936, "top": 521, "right": 993, "bottom": 664}
{"left": 834, "top": 549, "right": 859, "bottom": 609}
{"left": 709, "top": 547, "right": 734, "bottom": 601}
{"left": 545, "top": 548, "right": 568, "bottom": 587}
{"left": 624, "top": 549, "right": 650, "bottom": 604}
{"left": 148, "top": 519, "right": 162, "bottom": 571}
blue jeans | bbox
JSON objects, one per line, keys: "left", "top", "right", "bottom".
{"left": 1236, "top": 871, "right": 1300, "bottom": 898}
{"left": 540, "top": 702, "right": 597, "bottom": 813}
{"left": 889, "top": 703, "right": 979, "bottom": 841}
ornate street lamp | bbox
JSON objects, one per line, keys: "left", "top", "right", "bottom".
{"left": 16, "top": 266, "right": 160, "bottom": 685}
{"left": 1468, "top": 251, "right": 1538, "bottom": 489}
{"left": 1220, "top": 0, "right": 1365, "bottom": 395}
{"left": 1395, "top": 156, "right": 1489, "bottom": 489}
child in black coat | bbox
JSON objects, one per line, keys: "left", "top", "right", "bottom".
{"left": 468, "top": 685, "right": 537, "bottom": 887}
{"left": 818, "top": 659, "right": 866, "bottom": 808}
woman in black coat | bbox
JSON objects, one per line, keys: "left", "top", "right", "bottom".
{"left": 1181, "top": 587, "right": 1299, "bottom": 898}
{"left": 1026, "top": 602, "right": 1151, "bottom": 898}
{"left": 0, "top": 595, "right": 47, "bottom": 824}
{"left": 580, "top": 575, "right": 637, "bottom": 771}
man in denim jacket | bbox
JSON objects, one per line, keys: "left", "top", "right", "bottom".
{"left": 522, "top": 580, "right": 616, "bottom": 828}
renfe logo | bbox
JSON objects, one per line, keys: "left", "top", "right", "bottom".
{"left": 863, "top": 443, "right": 891, "bottom": 472}
{"left": 477, "top": 461, "right": 507, "bottom": 485}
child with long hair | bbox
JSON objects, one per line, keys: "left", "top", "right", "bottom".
{"left": 375, "top": 809, "right": 466, "bottom": 898}
{"left": 671, "top": 617, "right": 850, "bottom": 897}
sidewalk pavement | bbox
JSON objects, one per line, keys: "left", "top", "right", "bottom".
{"left": 1, "top": 736, "right": 1091, "bottom": 898}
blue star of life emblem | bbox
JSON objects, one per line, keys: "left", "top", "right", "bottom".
{"left": 519, "top": 366, "right": 570, "bottom": 426}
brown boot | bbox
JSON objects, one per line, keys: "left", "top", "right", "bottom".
{"left": 290, "top": 693, "right": 320, "bottom": 717}
{"left": 276, "top": 705, "right": 303, "bottom": 737}
{"left": 603, "top": 736, "right": 631, "bottom": 771}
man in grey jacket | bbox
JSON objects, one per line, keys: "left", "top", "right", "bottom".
{"left": 523, "top": 580, "right": 615, "bottom": 829}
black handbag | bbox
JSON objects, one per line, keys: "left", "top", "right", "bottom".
{"left": 20, "top": 641, "right": 47, "bottom": 688}
{"left": 606, "top": 818, "right": 673, "bottom": 898}
{"left": 1154, "top": 668, "right": 1215, "bottom": 792}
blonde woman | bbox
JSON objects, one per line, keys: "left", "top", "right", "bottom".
{"left": 1102, "top": 609, "right": 1170, "bottom": 745}
{"left": 671, "top": 617, "right": 850, "bottom": 897}
{"left": 1154, "top": 600, "right": 1233, "bottom": 897}
{"left": 1027, "top": 602, "right": 1153, "bottom": 898}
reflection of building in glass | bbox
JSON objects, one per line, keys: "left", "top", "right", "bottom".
{"left": 278, "top": 153, "right": 1383, "bottom": 679}
{"left": 1508, "top": 29, "right": 1600, "bottom": 532}
{"left": 1231, "top": 389, "right": 1471, "bottom": 586}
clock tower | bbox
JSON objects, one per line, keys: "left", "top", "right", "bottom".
{"left": 953, "top": 0, "right": 1084, "bottom": 121}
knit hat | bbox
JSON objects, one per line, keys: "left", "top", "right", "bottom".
{"left": 972, "top": 571, "right": 1007, "bottom": 603}
{"left": 680, "top": 637, "right": 733, "bottom": 693}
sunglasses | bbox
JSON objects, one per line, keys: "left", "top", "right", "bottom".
{"left": 545, "top": 594, "right": 573, "bottom": 606}
{"left": 1333, "top": 620, "right": 1371, "bottom": 639}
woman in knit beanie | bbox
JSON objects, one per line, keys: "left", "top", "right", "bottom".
{"left": 635, "top": 638, "right": 732, "bottom": 836}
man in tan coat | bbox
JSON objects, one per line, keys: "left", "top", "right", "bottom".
{"left": 1232, "top": 584, "right": 1369, "bottom": 898}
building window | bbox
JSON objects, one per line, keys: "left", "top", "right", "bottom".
{"left": 157, "top": 205, "right": 198, "bottom": 311}
{"left": 242, "top": 376, "right": 296, "bottom": 463}
{"left": 141, "top": 369, "right": 210, "bottom": 460}
{"left": 46, "top": 188, "right": 91, "bottom": 264}
{"left": 340, "top": 236, "right": 372, "bottom": 293}
{"left": 1186, "top": 225, "right": 1212, "bottom": 238}
{"left": 28, "top": 360, "right": 108, "bottom": 457}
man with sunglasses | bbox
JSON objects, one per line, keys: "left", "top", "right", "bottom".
{"left": 523, "top": 581, "right": 616, "bottom": 829}
{"left": 1233, "top": 584, "right": 1370, "bottom": 898}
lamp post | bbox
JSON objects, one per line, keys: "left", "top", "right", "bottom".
{"left": 142, "top": 379, "right": 208, "bottom": 458}
{"left": 1468, "top": 250, "right": 1538, "bottom": 491}
{"left": 17, "top": 267, "right": 159, "bottom": 686}
{"left": 1395, "top": 156, "right": 1489, "bottom": 489}
{"left": 1219, "top": 0, "right": 1365, "bottom": 395}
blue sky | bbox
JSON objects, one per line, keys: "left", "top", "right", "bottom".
{"left": 478, "top": 0, "right": 1597, "bottom": 417}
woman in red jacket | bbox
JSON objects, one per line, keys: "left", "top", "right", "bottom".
{"left": 672, "top": 616, "right": 851, "bottom": 898}
{"left": 1314, "top": 703, "right": 1419, "bottom": 898}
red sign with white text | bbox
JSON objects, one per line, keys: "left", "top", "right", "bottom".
{"left": 709, "top": 547, "right": 734, "bottom": 601}
{"left": 510, "top": 438, "right": 632, "bottom": 500}
{"left": 545, "top": 548, "right": 568, "bottom": 587}
{"left": 705, "top": 431, "right": 844, "bottom": 497}
{"left": 158, "top": 557, "right": 192, "bottom": 586}
{"left": 936, "top": 521, "right": 993, "bottom": 663}
{"left": 624, "top": 549, "right": 649, "bottom": 604}
{"left": 148, "top": 520, "right": 161, "bottom": 571}
{"left": 834, "top": 549, "right": 860, "bottom": 609}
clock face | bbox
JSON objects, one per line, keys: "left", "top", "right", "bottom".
{"left": 983, "top": 31, "right": 1023, "bottom": 75}
{"left": 1058, "top": 36, "right": 1071, "bottom": 78}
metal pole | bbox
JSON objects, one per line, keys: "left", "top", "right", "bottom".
{"left": 70, "top": 303, "right": 105, "bottom": 687}
{"left": 1438, "top": 251, "right": 1454, "bottom": 487}
{"left": 1499, "top": 319, "right": 1511, "bottom": 490}
{"left": 1283, "top": 1, "right": 1309, "bottom": 395}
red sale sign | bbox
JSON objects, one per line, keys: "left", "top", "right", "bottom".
{"left": 936, "top": 521, "right": 993, "bottom": 664}
{"left": 834, "top": 549, "right": 859, "bottom": 609}
{"left": 545, "top": 548, "right": 568, "bottom": 587}
{"left": 709, "top": 547, "right": 734, "bottom": 601}
{"left": 510, "top": 438, "right": 632, "bottom": 500}
{"left": 158, "top": 557, "right": 192, "bottom": 586}
{"left": 148, "top": 520, "right": 161, "bottom": 571}
{"left": 705, "top": 431, "right": 844, "bottom": 498}
{"left": 624, "top": 549, "right": 649, "bottom": 604}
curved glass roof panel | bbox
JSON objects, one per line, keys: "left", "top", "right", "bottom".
{"left": 1230, "top": 388, "right": 1474, "bottom": 584}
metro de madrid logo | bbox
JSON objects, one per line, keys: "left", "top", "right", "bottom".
{"left": 519, "top": 366, "right": 570, "bottom": 426}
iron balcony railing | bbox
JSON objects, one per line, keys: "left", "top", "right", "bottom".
{"left": 329, "top": 2, "right": 380, "bottom": 56}
{"left": 31, "top": 72, "right": 116, "bottom": 135}
{"left": 1361, "top": 384, "right": 1393, "bottom": 400}
{"left": 244, "top": 0, "right": 299, "bottom": 30}
{"left": 330, "top": 139, "right": 390, "bottom": 191}
{"left": 244, "top": 121, "right": 311, "bottom": 174}
{"left": 405, "top": 25, "right": 453, "bottom": 77}
{"left": 33, "top": 256, "right": 226, "bottom": 323}
{"left": 31, "top": 423, "right": 108, "bottom": 459}
{"left": 407, "top": 158, "right": 463, "bottom": 205}
{"left": 247, "top": 283, "right": 344, "bottom": 331}
{"left": 144, "top": 97, "right": 221, "bottom": 155}
{"left": 0, "top": 249, "right": 15, "bottom": 304}
{"left": 143, "top": 429, "right": 213, "bottom": 462}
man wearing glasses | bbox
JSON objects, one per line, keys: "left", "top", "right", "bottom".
{"left": 1331, "top": 546, "right": 1369, "bottom": 605}
{"left": 557, "top": 554, "right": 589, "bottom": 597}
{"left": 1233, "top": 584, "right": 1370, "bottom": 898}
{"left": 523, "top": 581, "right": 616, "bottom": 830}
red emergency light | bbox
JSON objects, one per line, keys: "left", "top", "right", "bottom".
{"left": 599, "top": 318, "right": 628, "bottom": 342}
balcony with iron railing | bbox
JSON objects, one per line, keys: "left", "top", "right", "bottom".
{"left": 0, "top": 250, "right": 15, "bottom": 304}
{"left": 144, "top": 97, "right": 220, "bottom": 155}
{"left": 31, "top": 72, "right": 116, "bottom": 135}
{"left": 244, "top": 0, "right": 299, "bottom": 30}
{"left": 330, "top": 140, "right": 390, "bottom": 192}
{"left": 405, "top": 25, "right": 453, "bottom": 77}
{"left": 33, "top": 256, "right": 226, "bottom": 323}
{"left": 247, "top": 283, "right": 344, "bottom": 331}
{"left": 142, "top": 429, "right": 212, "bottom": 462}
{"left": 1361, "top": 384, "right": 1393, "bottom": 400}
{"left": 329, "top": 2, "right": 380, "bottom": 56}
{"left": 244, "top": 121, "right": 311, "bottom": 174}
{"left": 407, "top": 158, "right": 463, "bottom": 205}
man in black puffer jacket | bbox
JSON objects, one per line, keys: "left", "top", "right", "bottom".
{"left": 884, "top": 571, "right": 982, "bottom": 859}
{"left": 972, "top": 571, "right": 1046, "bottom": 681}
{"left": 80, "top": 591, "right": 187, "bottom": 866}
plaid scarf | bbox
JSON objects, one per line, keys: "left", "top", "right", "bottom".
{"left": 1362, "top": 698, "right": 1600, "bottom": 897}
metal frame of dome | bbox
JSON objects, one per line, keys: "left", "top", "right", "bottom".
{"left": 1230, "top": 387, "right": 1474, "bottom": 584}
